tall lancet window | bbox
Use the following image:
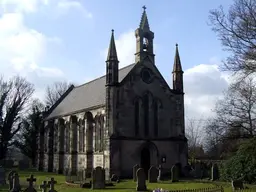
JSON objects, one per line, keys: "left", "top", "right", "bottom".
{"left": 79, "top": 120, "right": 84, "bottom": 152}
{"left": 54, "top": 124, "right": 58, "bottom": 152}
{"left": 134, "top": 99, "right": 140, "bottom": 136}
{"left": 143, "top": 94, "right": 149, "bottom": 136}
{"left": 153, "top": 99, "right": 158, "bottom": 136}
{"left": 65, "top": 122, "right": 70, "bottom": 153}
{"left": 99, "top": 115, "right": 104, "bottom": 151}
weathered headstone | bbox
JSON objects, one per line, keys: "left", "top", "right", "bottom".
{"left": 171, "top": 165, "right": 179, "bottom": 182}
{"left": 24, "top": 174, "right": 37, "bottom": 192}
{"left": 148, "top": 166, "right": 158, "bottom": 183}
{"left": 11, "top": 173, "right": 21, "bottom": 192}
{"left": 18, "top": 160, "right": 30, "bottom": 170}
{"left": 133, "top": 164, "right": 139, "bottom": 181}
{"left": 211, "top": 164, "right": 219, "bottom": 181}
{"left": 157, "top": 165, "right": 163, "bottom": 181}
{"left": 92, "top": 166, "right": 105, "bottom": 189}
{"left": 48, "top": 177, "right": 57, "bottom": 192}
{"left": 182, "top": 165, "right": 191, "bottom": 178}
{"left": 0, "top": 166, "right": 6, "bottom": 185}
{"left": 8, "top": 170, "right": 17, "bottom": 190}
{"left": 39, "top": 181, "right": 49, "bottom": 192}
{"left": 232, "top": 180, "right": 244, "bottom": 190}
{"left": 110, "top": 174, "right": 119, "bottom": 182}
{"left": 194, "top": 162, "right": 201, "bottom": 178}
{"left": 136, "top": 168, "right": 147, "bottom": 191}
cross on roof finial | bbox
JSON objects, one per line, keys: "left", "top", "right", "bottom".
{"left": 142, "top": 5, "right": 146, "bottom": 11}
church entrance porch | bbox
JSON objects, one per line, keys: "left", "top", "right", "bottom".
{"left": 139, "top": 141, "right": 159, "bottom": 178}
{"left": 140, "top": 147, "right": 150, "bottom": 177}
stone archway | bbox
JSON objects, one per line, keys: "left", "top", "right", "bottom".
{"left": 138, "top": 141, "right": 159, "bottom": 178}
{"left": 140, "top": 147, "right": 150, "bottom": 177}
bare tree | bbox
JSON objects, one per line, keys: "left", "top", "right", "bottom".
{"left": 186, "top": 118, "right": 205, "bottom": 159}
{"left": 45, "top": 81, "right": 72, "bottom": 107}
{"left": 14, "top": 98, "right": 44, "bottom": 166}
{"left": 209, "top": 0, "right": 256, "bottom": 76}
{"left": 215, "top": 77, "right": 256, "bottom": 138}
{"left": 0, "top": 75, "right": 34, "bottom": 160}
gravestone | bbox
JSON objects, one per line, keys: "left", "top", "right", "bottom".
{"left": 39, "top": 181, "right": 49, "bottom": 192}
{"left": 148, "top": 166, "right": 158, "bottom": 183}
{"left": 136, "top": 168, "right": 147, "bottom": 191}
{"left": 48, "top": 177, "right": 57, "bottom": 192}
{"left": 0, "top": 166, "right": 6, "bottom": 185}
{"left": 133, "top": 164, "right": 139, "bottom": 181}
{"left": 11, "top": 173, "right": 21, "bottom": 192}
{"left": 157, "top": 164, "right": 163, "bottom": 181}
{"left": 92, "top": 166, "right": 105, "bottom": 189}
{"left": 194, "top": 162, "right": 201, "bottom": 178}
{"left": 8, "top": 170, "right": 17, "bottom": 190}
{"left": 110, "top": 174, "right": 119, "bottom": 182}
{"left": 232, "top": 180, "right": 244, "bottom": 190}
{"left": 18, "top": 160, "right": 30, "bottom": 170}
{"left": 182, "top": 165, "right": 191, "bottom": 178}
{"left": 211, "top": 164, "right": 219, "bottom": 181}
{"left": 24, "top": 174, "right": 37, "bottom": 192}
{"left": 171, "top": 165, "right": 179, "bottom": 182}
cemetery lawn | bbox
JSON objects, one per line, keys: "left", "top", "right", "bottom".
{"left": 0, "top": 169, "right": 255, "bottom": 192}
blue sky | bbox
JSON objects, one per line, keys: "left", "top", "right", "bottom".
{"left": 0, "top": 0, "right": 233, "bottom": 119}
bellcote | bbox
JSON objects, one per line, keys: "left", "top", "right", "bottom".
{"left": 135, "top": 6, "right": 155, "bottom": 63}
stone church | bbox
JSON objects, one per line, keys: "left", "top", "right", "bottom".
{"left": 37, "top": 7, "right": 188, "bottom": 179}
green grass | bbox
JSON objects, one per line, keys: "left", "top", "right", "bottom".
{"left": 0, "top": 169, "right": 255, "bottom": 192}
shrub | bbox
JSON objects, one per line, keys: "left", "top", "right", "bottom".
{"left": 220, "top": 137, "right": 256, "bottom": 184}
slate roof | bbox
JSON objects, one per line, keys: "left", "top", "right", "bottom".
{"left": 45, "top": 63, "right": 135, "bottom": 120}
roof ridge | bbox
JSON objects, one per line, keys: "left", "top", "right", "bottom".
{"left": 75, "top": 63, "right": 135, "bottom": 88}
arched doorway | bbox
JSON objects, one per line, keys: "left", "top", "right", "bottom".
{"left": 140, "top": 147, "right": 150, "bottom": 178}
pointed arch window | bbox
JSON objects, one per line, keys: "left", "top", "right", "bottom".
{"left": 54, "top": 124, "right": 58, "bottom": 152}
{"left": 143, "top": 94, "right": 149, "bottom": 136}
{"left": 134, "top": 99, "right": 140, "bottom": 136}
{"left": 79, "top": 120, "right": 85, "bottom": 152}
{"left": 99, "top": 115, "right": 104, "bottom": 151}
{"left": 153, "top": 99, "right": 158, "bottom": 136}
{"left": 65, "top": 122, "right": 70, "bottom": 153}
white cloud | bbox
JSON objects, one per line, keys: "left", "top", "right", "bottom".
{"left": 0, "top": 0, "right": 48, "bottom": 13}
{"left": 184, "top": 64, "right": 229, "bottom": 119}
{"left": 0, "top": 1, "right": 69, "bottom": 102}
{"left": 56, "top": 0, "right": 92, "bottom": 18}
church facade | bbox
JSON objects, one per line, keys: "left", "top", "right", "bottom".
{"left": 37, "top": 8, "right": 188, "bottom": 178}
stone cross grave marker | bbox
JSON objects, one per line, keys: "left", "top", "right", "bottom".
{"left": 24, "top": 174, "right": 37, "bottom": 192}
{"left": 171, "top": 164, "right": 179, "bottom": 182}
{"left": 39, "top": 181, "right": 49, "bottom": 192}
{"left": 8, "top": 170, "right": 17, "bottom": 190}
{"left": 48, "top": 177, "right": 57, "bottom": 192}
{"left": 11, "top": 173, "right": 21, "bottom": 192}
{"left": 148, "top": 166, "right": 158, "bottom": 183}
{"left": 0, "top": 166, "right": 6, "bottom": 185}
{"left": 136, "top": 168, "right": 147, "bottom": 191}
{"left": 133, "top": 164, "right": 139, "bottom": 181}
{"left": 92, "top": 166, "right": 105, "bottom": 189}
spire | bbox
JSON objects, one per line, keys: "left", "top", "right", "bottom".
{"left": 173, "top": 44, "right": 183, "bottom": 72}
{"left": 139, "top": 6, "right": 150, "bottom": 31}
{"left": 107, "top": 29, "right": 118, "bottom": 61}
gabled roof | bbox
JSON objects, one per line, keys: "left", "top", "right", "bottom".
{"left": 45, "top": 63, "right": 135, "bottom": 120}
